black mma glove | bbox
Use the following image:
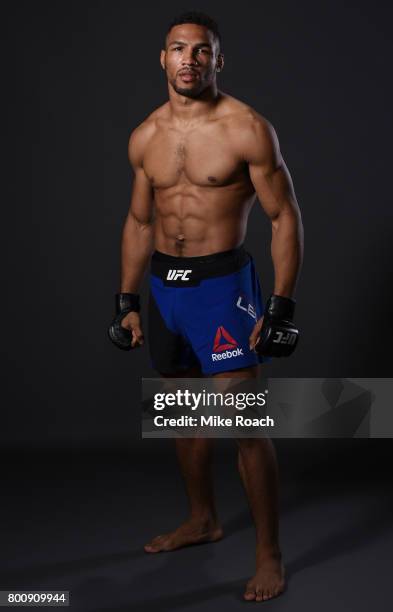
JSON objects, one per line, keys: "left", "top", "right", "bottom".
{"left": 256, "top": 294, "right": 299, "bottom": 357}
{"left": 108, "top": 293, "right": 141, "bottom": 350}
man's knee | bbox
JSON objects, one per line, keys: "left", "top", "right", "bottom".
{"left": 235, "top": 437, "right": 272, "bottom": 452}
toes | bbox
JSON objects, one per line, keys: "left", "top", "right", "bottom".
{"left": 244, "top": 584, "right": 256, "bottom": 601}
{"left": 144, "top": 536, "right": 166, "bottom": 553}
{"left": 244, "top": 582, "right": 284, "bottom": 602}
{"left": 144, "top": 535, "right": 165, "bottom": 550}
{"left": 255, "top": 589, "right": 263, "bottom": 602}
{"left": 144, "top": 544, "right": 160, "bottom": 553}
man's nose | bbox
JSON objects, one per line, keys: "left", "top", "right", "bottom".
{"left": 182, "top": 49, "right": 198, "bottom": 64}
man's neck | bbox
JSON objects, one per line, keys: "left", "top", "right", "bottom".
{"left": 168, "top": 84, "right": 221, "bottom": 124}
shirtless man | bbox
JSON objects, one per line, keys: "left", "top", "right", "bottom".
{"left": 109, "top": 11, "right": 303, "bottom": 603}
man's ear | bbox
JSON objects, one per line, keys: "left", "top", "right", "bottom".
{"left": 160, "top": 49, "right": 166, "bottom": 70}
{"left": 216, "top": 53, "right": 224, "bottom": 72}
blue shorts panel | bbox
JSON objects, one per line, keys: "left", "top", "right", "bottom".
{"left": 148, "top": 256, "right": 269, "bottom": 375}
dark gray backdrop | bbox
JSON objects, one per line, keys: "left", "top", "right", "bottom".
{"left": 4, "top": 0, "right": 392, "bottom": 448}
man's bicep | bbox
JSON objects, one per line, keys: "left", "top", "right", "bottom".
{"left": 128, "top": 167, "right": 154, "bottom": 225}
{"left": 249, "top": 159, "right": 298, "bottom": 221}
{"left": 242, "top": 116, "right": 299, "bottom": 221}
{"left": 127, "top": 127, "right": 154, "bottom": 225}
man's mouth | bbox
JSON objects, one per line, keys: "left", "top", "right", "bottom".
{"left": 179, "top": 71, "right": 199, "bottom": 82}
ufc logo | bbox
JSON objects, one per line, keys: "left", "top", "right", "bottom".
{"left": 273, "top": 331, "right": 297, "bottom": 345}
{"left": 166, "top": 269, "right": 192, "bottom": 281}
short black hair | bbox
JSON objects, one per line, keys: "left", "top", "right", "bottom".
{"left": 165, "top": 11, "right": 221, "bottom": 50}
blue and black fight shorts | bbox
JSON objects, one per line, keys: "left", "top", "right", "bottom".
{"left": 148, "top": 244, "right": 269, "bottom": 375}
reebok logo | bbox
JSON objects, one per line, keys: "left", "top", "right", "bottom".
{"left": 211, "top": 326, "right": 244, "bottom": 361}
{"left": 166, "top": 269, "right": 192, "bottom": 281}
{"left": 212, "top": 347, "right": 244, "bottom": 361}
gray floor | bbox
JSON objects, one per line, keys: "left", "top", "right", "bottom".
{"left": 1, "top": 441, "right": 392, "bottom": 611}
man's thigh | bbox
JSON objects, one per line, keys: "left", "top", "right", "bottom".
{"left": 160, "top": 365, "right": 203, "bottom": 378}
{"left": 159, "top": 364, "right": 258, "bottom": 379}
{"left": 212, "top": 365, "right": 259, "bottom": 379}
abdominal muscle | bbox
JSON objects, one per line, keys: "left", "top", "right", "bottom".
{"left": 153, "top": 185, "right": 256, "bottom": 257}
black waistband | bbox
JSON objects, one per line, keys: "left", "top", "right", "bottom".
{"left": 151, "top": 245, "right": 250, "bottom": 286}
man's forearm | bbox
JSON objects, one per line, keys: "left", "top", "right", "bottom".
{"left": 270, "top": 208, "right": 304, "bottom": 298}
{"left": 120, "top": 212, "right": 154, "bottom": 293}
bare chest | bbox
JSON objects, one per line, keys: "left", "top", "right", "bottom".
{"left": 143, "top": 126, "right": 245, "bottom": 188}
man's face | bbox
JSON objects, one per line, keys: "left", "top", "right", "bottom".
{"left": 161, "top": 24, "right": 223, "bottom": 98}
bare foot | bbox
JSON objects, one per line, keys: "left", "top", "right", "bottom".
{"left": 244, "top": 547, "right": 286, "bottom": 602}
{"left": 144, "top": 517, "right": 223, "bottom": 553}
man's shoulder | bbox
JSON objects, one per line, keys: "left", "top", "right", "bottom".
{"left": 128, "top": 103, "right": 169, "bottom": 165}
{"left": 219, "top": 94, "right": 274, "bottom": 137}
{"left": 132, "top": 102, "right": 170, "bottom": 134}
{"left": 218, "top": 94, "right": 279, "bottom": 160}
